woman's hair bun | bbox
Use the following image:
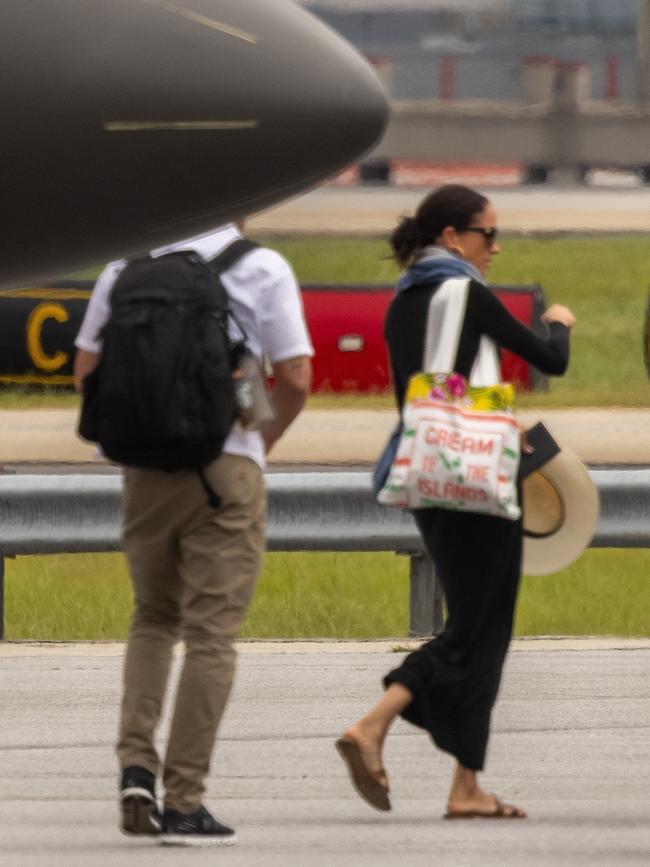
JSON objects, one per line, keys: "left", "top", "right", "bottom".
{"left": 390, "top": 215, "right": 422, "bottom": 266}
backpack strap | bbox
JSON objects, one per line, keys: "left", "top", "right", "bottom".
{"left": 208, "top": 238, "right": 259, "bottom": 346}
{"left": 198, "top": 238, "right": 260, "bottom": 509}
{"left": 197, "top": 466, "right": 222, "bottom": 510}
{"left": 209, "top": 238, "right": 259, "bottom": 275}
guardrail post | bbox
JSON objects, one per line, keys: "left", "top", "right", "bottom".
{"left": 0, "top": 555, "right": 4, "bottom": 641}
{"left": 408, "top": 553, "right": 444, "bottom": 638}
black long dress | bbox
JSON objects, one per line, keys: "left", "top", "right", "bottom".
{"left": 383, "top": 278, "right": 570, "bottom": 771}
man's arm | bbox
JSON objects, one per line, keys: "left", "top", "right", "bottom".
{"left": 73, "top": 348, "right": 100, "bottom": 394}
{"left": 73, "top": 259, "right": 126, "bottom": 393}
{"left": 262, "top": 354, "right": 312, "bottom": 454}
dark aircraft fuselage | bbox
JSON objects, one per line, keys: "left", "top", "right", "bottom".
{"left": 0, "top": 0, "right": 388, "bottom": 288}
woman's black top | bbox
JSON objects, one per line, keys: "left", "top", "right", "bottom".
{"left": 385, "top": 279, "right": 570, "bottom": 408}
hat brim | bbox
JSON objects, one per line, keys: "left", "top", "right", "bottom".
{"left": 522, "top": 446, "right": 599, "bottom": 576}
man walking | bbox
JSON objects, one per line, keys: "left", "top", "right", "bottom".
{"left": 74, "top": 224, "right": 313, "bottom": 845}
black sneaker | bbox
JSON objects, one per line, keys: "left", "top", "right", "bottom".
{"left": 120, "top": 765, "right": 161, "bottom": 836}
{"left": 160, "top": 805, "right": 236, "bottom": 847}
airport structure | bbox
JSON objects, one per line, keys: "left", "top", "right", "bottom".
{"left": 302, "top": 0, "right": 639, "bottom": 102}
{"left": 302, "top": 0, "right": 650, "bottom": 181}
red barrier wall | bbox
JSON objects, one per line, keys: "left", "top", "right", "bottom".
{"left": 301, "top": 284, "right": 547, "bottom": 393}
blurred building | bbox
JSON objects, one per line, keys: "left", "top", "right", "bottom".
{"left": 299, "top": 0, "right": 640, "bottom": 102}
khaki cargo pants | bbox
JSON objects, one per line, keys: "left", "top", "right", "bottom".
{"left": 116, "top": 453, "right": 266, "bottom": 812}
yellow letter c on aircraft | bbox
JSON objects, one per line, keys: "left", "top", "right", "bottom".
{"left": 26, "top": 303, "right": 70, "bottom": 372}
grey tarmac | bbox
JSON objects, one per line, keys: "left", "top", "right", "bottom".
{"left": 249, "top": 184, "right": 650, "bottom": 234}
{"left": 0, "top": 639, "right": 648, "bottom": 867}
{"left": 2, "top": 407, "right": 650, "bottom": 466}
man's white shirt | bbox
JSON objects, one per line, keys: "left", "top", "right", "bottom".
{"left": 75, "top": 225, "right": 314, "bottom": 469}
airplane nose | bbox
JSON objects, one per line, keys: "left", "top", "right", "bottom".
{"left": 0, "top": 0, "right": 388, "bottom": 287}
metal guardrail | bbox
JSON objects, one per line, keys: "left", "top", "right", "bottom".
{"left": 1, "top": 470, "right": 649, "bottom": 640}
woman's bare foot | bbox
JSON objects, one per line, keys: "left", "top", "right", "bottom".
{"left": 446, "top": 764, "right": 526, "bottom": 819}
{"left": 339, "top": 722, "right": 388, "bottom": 790}
{"left": 446, "top": 789, "right": 527, "bottom": 819}
{"left": 335, "top": 684, "right": 412, "bottom": 812}
{"left": 336, "top": 722, "right": 391, "bottom": 811}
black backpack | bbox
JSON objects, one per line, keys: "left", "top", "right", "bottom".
{"left": 78, "top": 239, "right": 258, "bottom": 477}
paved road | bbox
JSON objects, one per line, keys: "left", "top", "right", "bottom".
{"left": 2, "top": 407, "right": 650, "bottom": 465}
{"left": 1, "top": 640, "right": 648, "bottom": 867}
{"left": 248, "top": 185, "right": 650, "bottom": 234}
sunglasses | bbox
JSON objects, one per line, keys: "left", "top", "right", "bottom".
{"left": 463, "top": 226, "right": 499, "bottom": 244}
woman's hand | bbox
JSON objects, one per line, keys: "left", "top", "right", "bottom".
{"left": 542, "top": 304, "right": 576, "bottom": 329}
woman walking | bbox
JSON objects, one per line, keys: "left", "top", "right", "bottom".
{"left": 336, "top": 184, "right": 575, "bottom": 819}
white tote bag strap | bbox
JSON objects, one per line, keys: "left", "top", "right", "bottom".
{"left": 469, "top": 336, "right": 501, "bottom": 386}
{"left": 422, "top": 277, "right": 501, "bottom": 386}
{"left": 422, "top": 278, "right": 470, "bottom": 373}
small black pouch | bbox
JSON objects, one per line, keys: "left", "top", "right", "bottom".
{"left": 518, "top": 421, "right": 561, "bottom": 480}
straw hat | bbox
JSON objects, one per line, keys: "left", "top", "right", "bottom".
{"left": 522, "top": 446, "right": 599, "bottom": 576}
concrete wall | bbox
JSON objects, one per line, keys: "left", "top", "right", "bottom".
{"left": 371, "top": 100, "right": 650, "bottom": 170}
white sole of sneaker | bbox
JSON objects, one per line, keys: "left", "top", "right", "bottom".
{"left": 159, "top": 834, "right": 237, "bottom": 847}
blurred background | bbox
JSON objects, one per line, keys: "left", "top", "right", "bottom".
{"left": 297, "top": 0, "right": 650, "bottom": 187}
{"left": 302, "top": 0, "right": 639, "bottom": 100}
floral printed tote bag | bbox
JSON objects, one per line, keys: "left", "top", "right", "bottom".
{"left": 377, "top": 278, "right": 521, "bottom": 519}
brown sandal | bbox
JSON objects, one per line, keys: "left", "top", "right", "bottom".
{"left": 335, "top": 738, "right": 391, "bottom": 812}
{"left": 444, "top": 795, "right": 527, "bottom": 820}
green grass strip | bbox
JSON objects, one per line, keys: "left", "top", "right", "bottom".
{"left": 3, "top": 549, "right": 649, "bottom": 640}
